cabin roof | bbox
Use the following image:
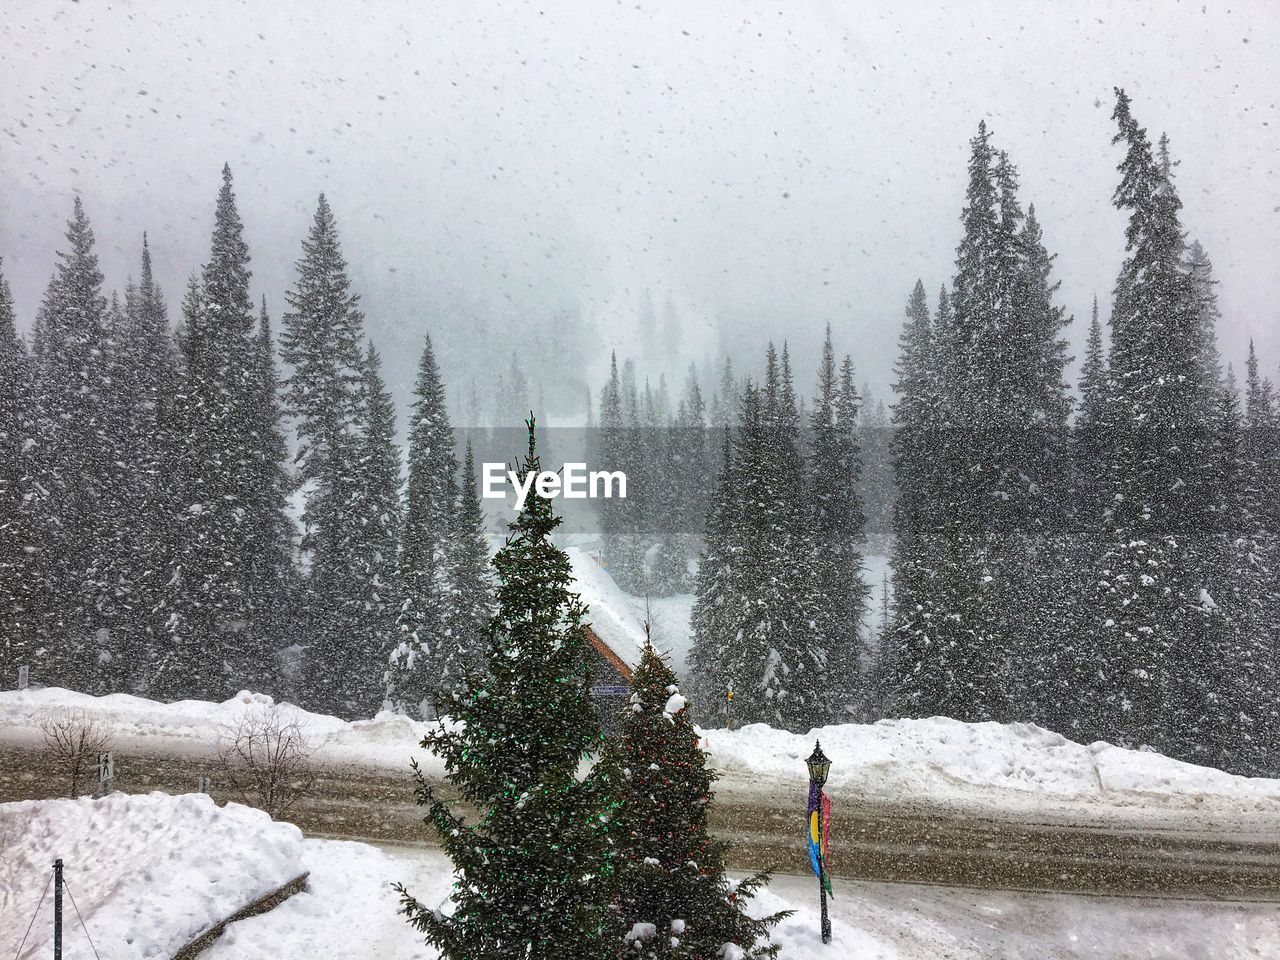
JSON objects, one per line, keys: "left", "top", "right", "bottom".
{"left": 567, "top": 547, "right": 648, "bottom": 672}
{"left": 585, "top": 625, "right": 633, "bottom": 681}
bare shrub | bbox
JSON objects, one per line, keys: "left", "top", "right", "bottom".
{"left": 37, "top": 709, "right": 114, "bottom": 798}
{"left": 216, "top": 703, "right": 316, "bottom": 818}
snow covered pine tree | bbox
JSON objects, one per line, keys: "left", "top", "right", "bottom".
{"left": 609, "top": 638, "right": 788, "bottom": 959}
{"left": 397, "top": 418, "right": 616, "bottom": 960}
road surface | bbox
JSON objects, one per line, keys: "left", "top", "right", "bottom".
{"left": 3, "top": 744, "right": 1279, "bottom": 902}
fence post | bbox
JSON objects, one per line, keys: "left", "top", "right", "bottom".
{"left": 53, "top": 858, "right": 63, "bottom": 960}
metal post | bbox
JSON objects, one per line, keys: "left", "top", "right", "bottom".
{"left": 818, "top": 825, "right": 831, "bottom": 944}
{"left": 53, "top": 858, "right": 63, "bottom": 960}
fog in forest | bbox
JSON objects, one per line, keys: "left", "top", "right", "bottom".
{"left": 2, "top": 0, "right": 1277, "bottom": 415}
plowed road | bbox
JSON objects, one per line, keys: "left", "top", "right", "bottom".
{"left": 3, "top": 746, "right": 1279, "bottom": 902}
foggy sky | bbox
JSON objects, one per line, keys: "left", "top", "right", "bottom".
{"left": 2, "top": 0, "right": 1277, "bottom": 406}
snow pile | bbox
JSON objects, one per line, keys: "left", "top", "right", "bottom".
{"left": 0, "top": 792, "right": 305, "bottom": 960}
{"left": 6, "top": 687, "right": 1280, "bottom": 820}
{"left": 0, "top": 687, "right": 444, "bottom": 775}
{"left": 203, "top": 839, "right": 441, "bottom": 960}
{"left": 701, "top": 717, "right": 1280, "bottom": 814}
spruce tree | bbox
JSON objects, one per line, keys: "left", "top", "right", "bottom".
{"left": 162, "top": 165, "right": 277, "bottom": 701}
{"left": 90, "top": 237, "right": 185, "bottom": 693}
{"left": 809, "top": 328, "right": 869, "bottom": 716}
{"left": 690, "top": 348, "right": 827, "bottom": 731}
{"left": 0, "top": 260, "right": 36, "bottom": 683}
{"left": 387, "top": 333, "right": 457, "bottom": 715}
{"left": 597, "top": 352, "right": 641, "bottom": 589}
{"left": 1239, "top": 343, "right": 1280, "bottom": 772}
{"left": 439, "top": 442, "right": 494, "bottom": 683}
{"left": 314, "top": 341, "right": 404, "bottom": 717}
{"left": 1090, "top": 91, "right": 1220, "bottom": 753}
{"left": 609, "top": 642, "right": 787, "bottom": 959}
{"left": 886, "top": 125, "right": 1072, "bottom": 725}
{"left": 688, "top": 428, "right": 736, "bottom": 722}
{"left": 28, "top": 198, "right": 112, "bottom": 692}
{"left": 1075, "top": 297, "right": 1109, "bottom": 516}
{"left": 242, "top": 299, "right": 296, "bottom": 693}
{"left": 281, "top": 197, "right": 387, "bottom": 714}
{"left": 668, "top": 368, "right": 710, "bottom": 592}
{"left": 397, "top": 419, "right": 615, "bottom": 960}
{"left": 855, "top": 386, "right": 894, "bottom": 544}
{"left": 884, "top": 282, "right": 956, "bottom": 716}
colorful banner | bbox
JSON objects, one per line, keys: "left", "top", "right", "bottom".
{"left": 806, "top": 781, "right": 833, "bottom": 895}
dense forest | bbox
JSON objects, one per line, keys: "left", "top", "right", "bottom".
{"left": 1, "top": 90, "right": 1276, "bottom": 775}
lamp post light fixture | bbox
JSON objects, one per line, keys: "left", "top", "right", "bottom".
{"left": 806, "top": 740, "right": 831, "bottom": 788}
{"left": 806, "top": 740, "right": 832, "bottom": 944}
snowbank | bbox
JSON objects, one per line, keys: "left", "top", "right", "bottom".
{"left": 203, "top": 839, "right": 444, "bottom": 960}
{"left": 0, "top": 792, "right": 305, "bottom": 960}
{"left": 0, "top": 687, "right": 444, "bottom": 775}
{"left": 5, "top": 687, "right": 1280, "bottom": 822}
{"left": 701, "top": 717, "right": 1280, "bottom": 818}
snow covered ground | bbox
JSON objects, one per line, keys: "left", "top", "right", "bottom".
{"left": 703, "top": 717, "right": 1280, "bottom": 825}
{"left": 211, "top": 840, "right": 1280, "bottom": 959}
{"left": 3, "top": 793, "right": 1275, "bottom": 959}
{"left": 4, "top": 685, "right": 1280, "bottom": 829}
{"left": 0, "top": 792, "right": 305, "bottom": 960}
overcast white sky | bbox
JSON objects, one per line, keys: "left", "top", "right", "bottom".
{"left": 1, "top": 0, "right": 1277, "bottom": 402}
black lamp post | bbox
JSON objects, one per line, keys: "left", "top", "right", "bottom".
{"left": 806, "top": 740, "right": 832, "bottom": 944}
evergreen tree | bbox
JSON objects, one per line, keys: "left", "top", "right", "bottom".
{"left": 1239, "top": 343, "right": 1280, "bottom": 772}
{"left": 161, "top": 166, "right": 273, "bottom": 700}
{"left": 387, "top": 333, "right": 458, "bottom": 716}
{"left": 669, "top": 368, "right": 710, "bottom": 591}
{"left": 281, "top": 197, "right": 383, "bottom": 714}
{"left": 707, "top": 357, "right": 737, "bottom": 429}
{"left": 317, "top": 342, "right": 405, "bottom": 716}
{"left": 96, "top": 237, "right": 185, "bottom": 693}
{"left": 242, "top": 299, "right": 297, "bottom": 694}
{"left": 397, "top": 420, "right": 615, "bottom": 960}
{"left": 0, "top": 260, "right": 36, "bottom": 683}
{"left": 1074, "top": 297, "right": 1109, "bottom": 519}
{"left": 597, "top": 352, "right": 642, "bottom": 589}
{"left": 886, "top": 124, "right": 1072, "bottom": 724}
{"left": 690, "top": 347, "right": 828, "bottom": 731}
{"left": 94, "top": 291, "right": 142, "bottom": 691}
{"left": 883, "top": 282, "right": 957, "bottom": 716}
{"left": 809, "top": 328, "right": 869, "bottom": 716}
{"left": 439, "top": 442, "right": 494, "bottom": 682}
{"left": 1090, "top": 91, "right": 1220, "bottom": 753}
{"left": 28, "top": 198, "right": 112, "bottom": 691}
{"left": 855, "top": 385, "right": 894, "bottom": 544}
{"left": 687, "top": 428, "right": 735, "bottom": 722}
{"left": 609, "top": 641, "right": 787, "bottom": 959}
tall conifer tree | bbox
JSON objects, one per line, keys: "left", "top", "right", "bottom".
{"left": 387, "top": 333, "right": 457, "bottom": 715}
{"left": 398, "top": 420, "right": 615, "bottom": 959}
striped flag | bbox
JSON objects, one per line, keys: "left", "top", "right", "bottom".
{"left": 806, "top": 780, "right": 833, "bottom": 895}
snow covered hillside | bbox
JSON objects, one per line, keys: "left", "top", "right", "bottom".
{"left": 0, "top": 792, "right": 305, "bottom": 960}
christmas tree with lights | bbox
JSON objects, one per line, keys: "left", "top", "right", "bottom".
{"left": 611, "top": 637, "right": 789, "bottom": 959}
{"left": 397, "top": 418, "right": 616, "bottom": 959}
